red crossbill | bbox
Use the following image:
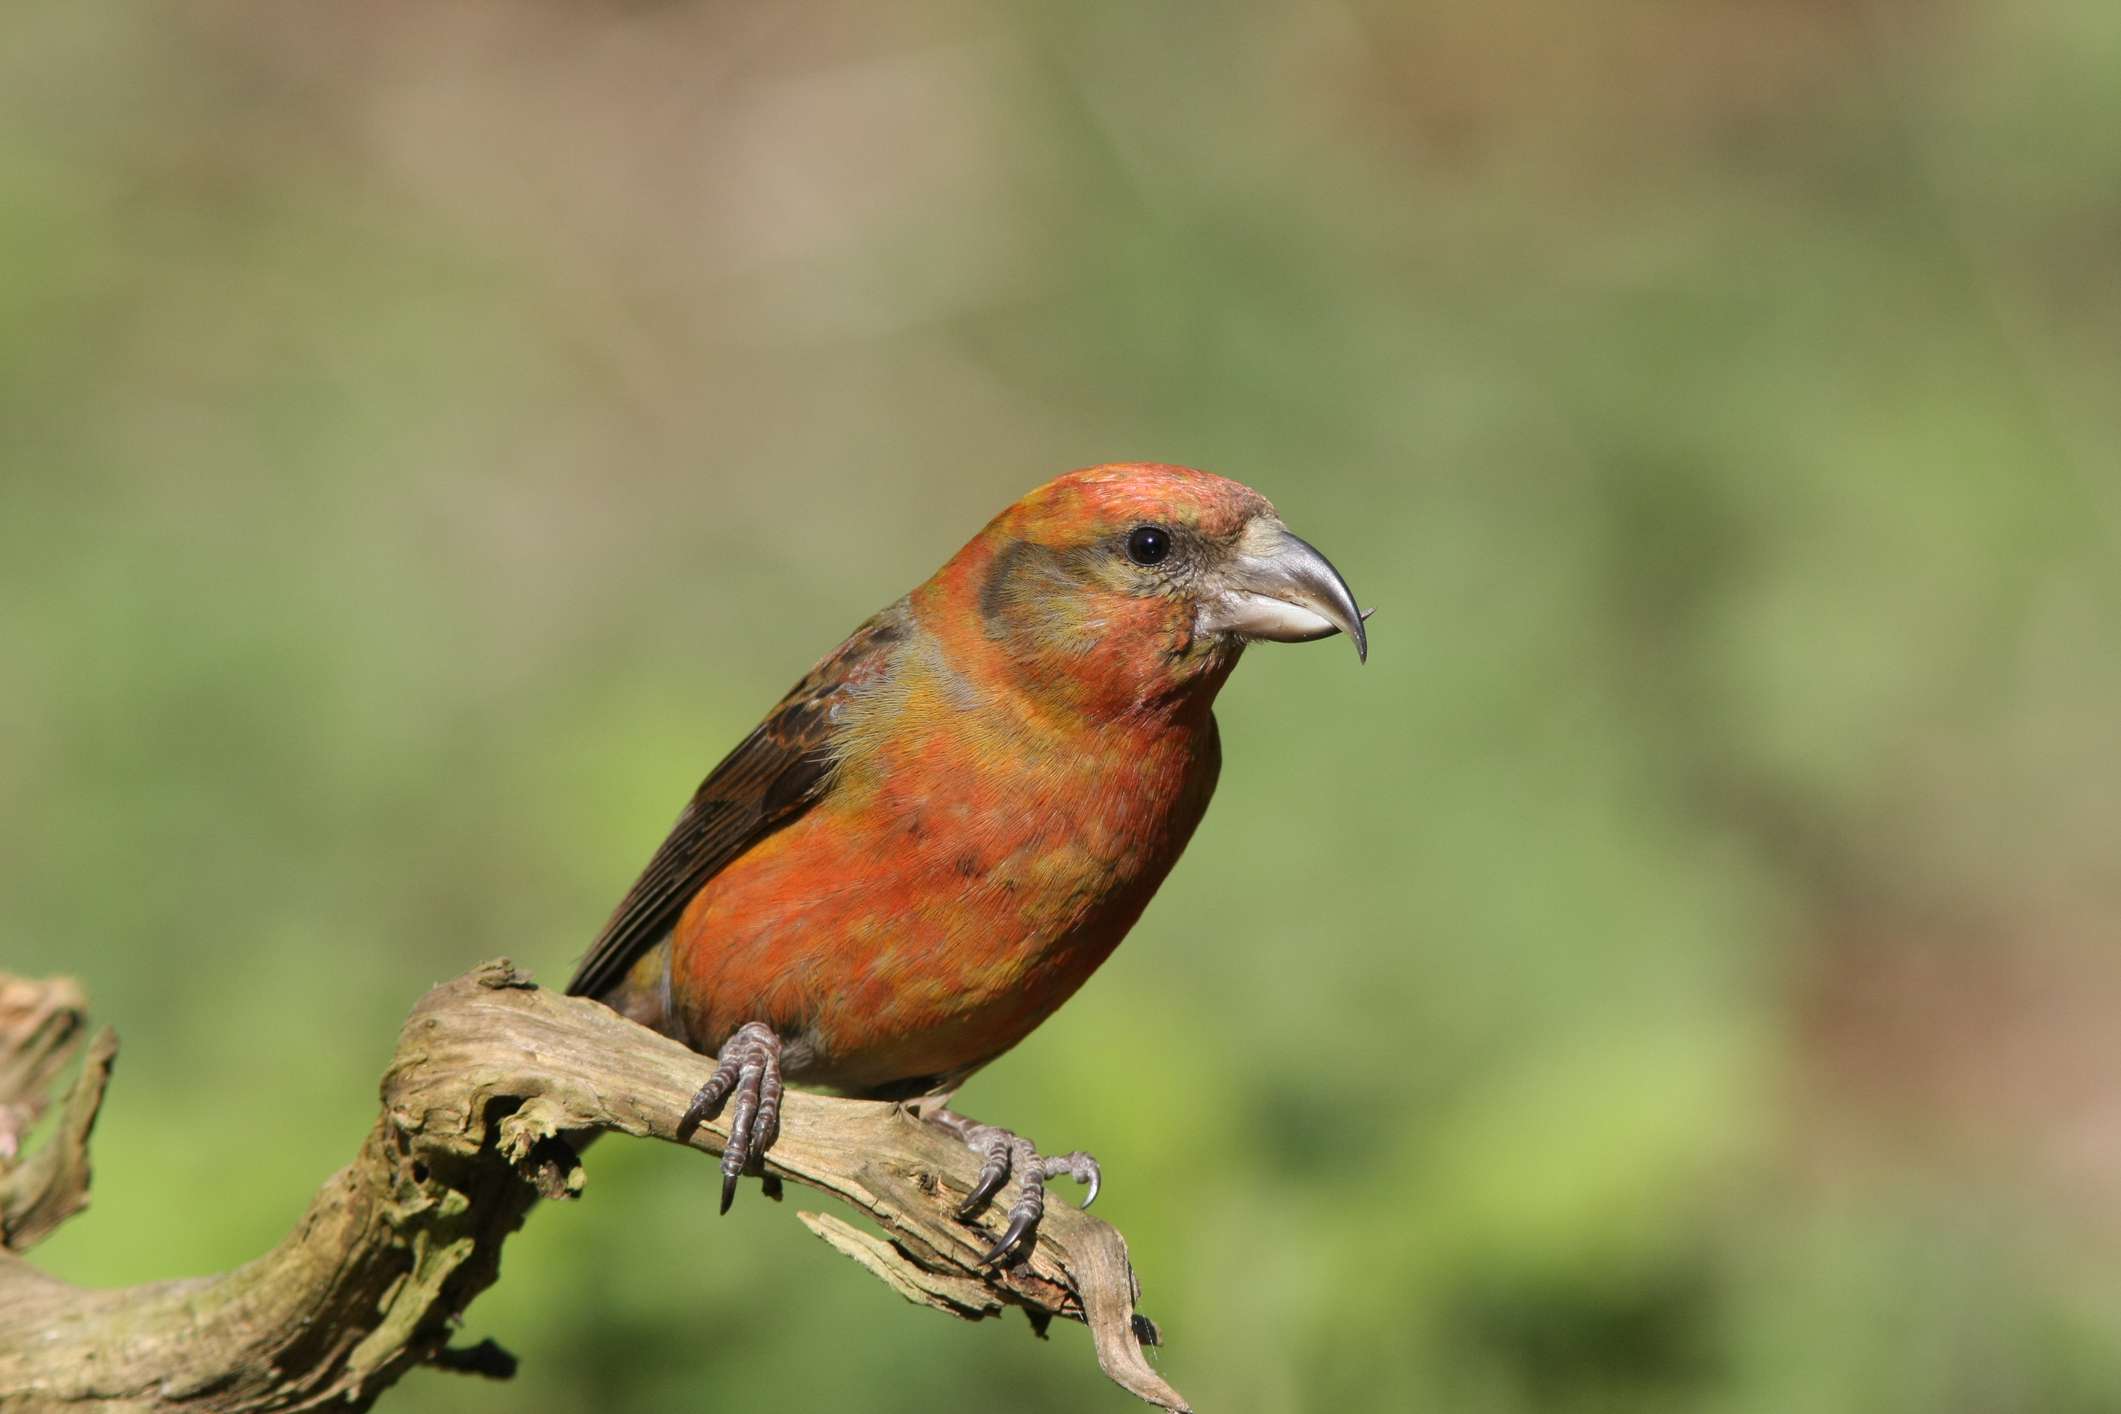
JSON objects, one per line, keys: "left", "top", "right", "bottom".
{"left": 570, "top": 463, "right": 1366, "bottom": 1259}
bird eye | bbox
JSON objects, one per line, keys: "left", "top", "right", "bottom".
{"left": 1126, "top": 525, "right": 1172, "bottom": 566}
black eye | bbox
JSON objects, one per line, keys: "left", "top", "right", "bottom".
{"left": 1126, "top": 525, "right": 1172, "bottom": 566}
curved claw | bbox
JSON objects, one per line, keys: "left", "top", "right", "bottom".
{"left": 957, "top": 1166, "right": 1008, "bottom": 1219}
{"left": 1040, "top": 1150, "right": 1101, "bottom": 1209}
{"left": 719, "top": 1170, "right": 739, "bottom": 1216}
{"left": 977, "top": 1209, "right": 1038, "bottom": 1266}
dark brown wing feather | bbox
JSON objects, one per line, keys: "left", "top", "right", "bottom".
{"left": 565, "top": 601, "right": 908, "bottom": 1001}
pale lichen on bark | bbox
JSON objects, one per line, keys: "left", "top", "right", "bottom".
{"left": 0, "top": 962, "right": 1189, "bottom": 1413}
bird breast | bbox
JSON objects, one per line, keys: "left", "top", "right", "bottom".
{"left": 669, "top": 658, "right": 1220, "bottom": 1094}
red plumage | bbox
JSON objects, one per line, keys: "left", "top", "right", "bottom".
{"left": 569, "top": 463, "right": 1365, "bottom": 1244}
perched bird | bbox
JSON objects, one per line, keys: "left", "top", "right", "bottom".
{"left": 569, "top": 463, "right": 1366, "bottom": 1259}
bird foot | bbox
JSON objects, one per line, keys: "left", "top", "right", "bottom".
{"left": 675, "top": 1021, "right": 784, "bottom": 1214}
{"left": 928, "top": 1109, "right": 1099, "bottom": 1265}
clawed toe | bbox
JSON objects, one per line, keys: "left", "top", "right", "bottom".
{"left": 1040, "top": 1150, "right": 1100, "bottom": 1209}
{"left": 979, "top": 1207, "right": 1040, "bottom": 1267}
{"left": 675, "top": 1021, "right": 784, "bottom": 1214}
{"left": 928, "top": 1110, "right": 1099, "bottom": 1265}
{"left": 954, "top": 1130, "right": 1020, "bottom": 1219}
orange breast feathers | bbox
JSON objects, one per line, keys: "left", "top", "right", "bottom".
{"left": 666, "top": 600, "right": 1225, "bottom": 1096}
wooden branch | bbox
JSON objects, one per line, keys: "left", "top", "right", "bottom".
{"left": 0, "top": 962, "right": 1189, "bottom": 1413}
{"left": 0, "top": 973, "right": 106, "bottom": 1249}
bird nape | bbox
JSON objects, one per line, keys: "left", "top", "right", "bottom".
{"left": 568, "top": 462, "right": 1367, "bottom": 1261}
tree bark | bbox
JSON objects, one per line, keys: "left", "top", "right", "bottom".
{"left": 0, "top": 961, "right": 1189, "bottom": 1413}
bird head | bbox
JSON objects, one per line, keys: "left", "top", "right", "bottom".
{"left": 921, "top": 463, "right": 1368, "bottom": 721}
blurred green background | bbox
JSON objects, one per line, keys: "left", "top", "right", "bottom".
{"left": 6, "top": 1, "right": 2120, "bottom": 1410}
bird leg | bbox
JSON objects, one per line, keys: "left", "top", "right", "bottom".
{"left": 675, "top": 1021, "right": 784, "bottom": 1214}
{"left": 926, "top": 1108, "right": 1100, "bottom": 1265}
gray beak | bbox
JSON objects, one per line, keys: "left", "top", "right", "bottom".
{"left": 1195, "top": 518, "right": 1370, "bottom": 662}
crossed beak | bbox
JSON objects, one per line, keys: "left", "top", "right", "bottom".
{"left": 1196, "top": 517, "right": 1370, "bottom": 663}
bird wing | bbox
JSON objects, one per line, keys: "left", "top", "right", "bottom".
{"left": 564, "top": 601, "right": 908, "bottom": 1001}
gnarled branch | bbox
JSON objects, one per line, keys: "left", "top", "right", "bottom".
{"left": 0, "top": 961, "right": 1188, "bottom": 1412}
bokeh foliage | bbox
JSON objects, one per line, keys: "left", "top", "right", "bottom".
{"left": 5, "top": 2, "right": 2119, "bottom": 1410}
